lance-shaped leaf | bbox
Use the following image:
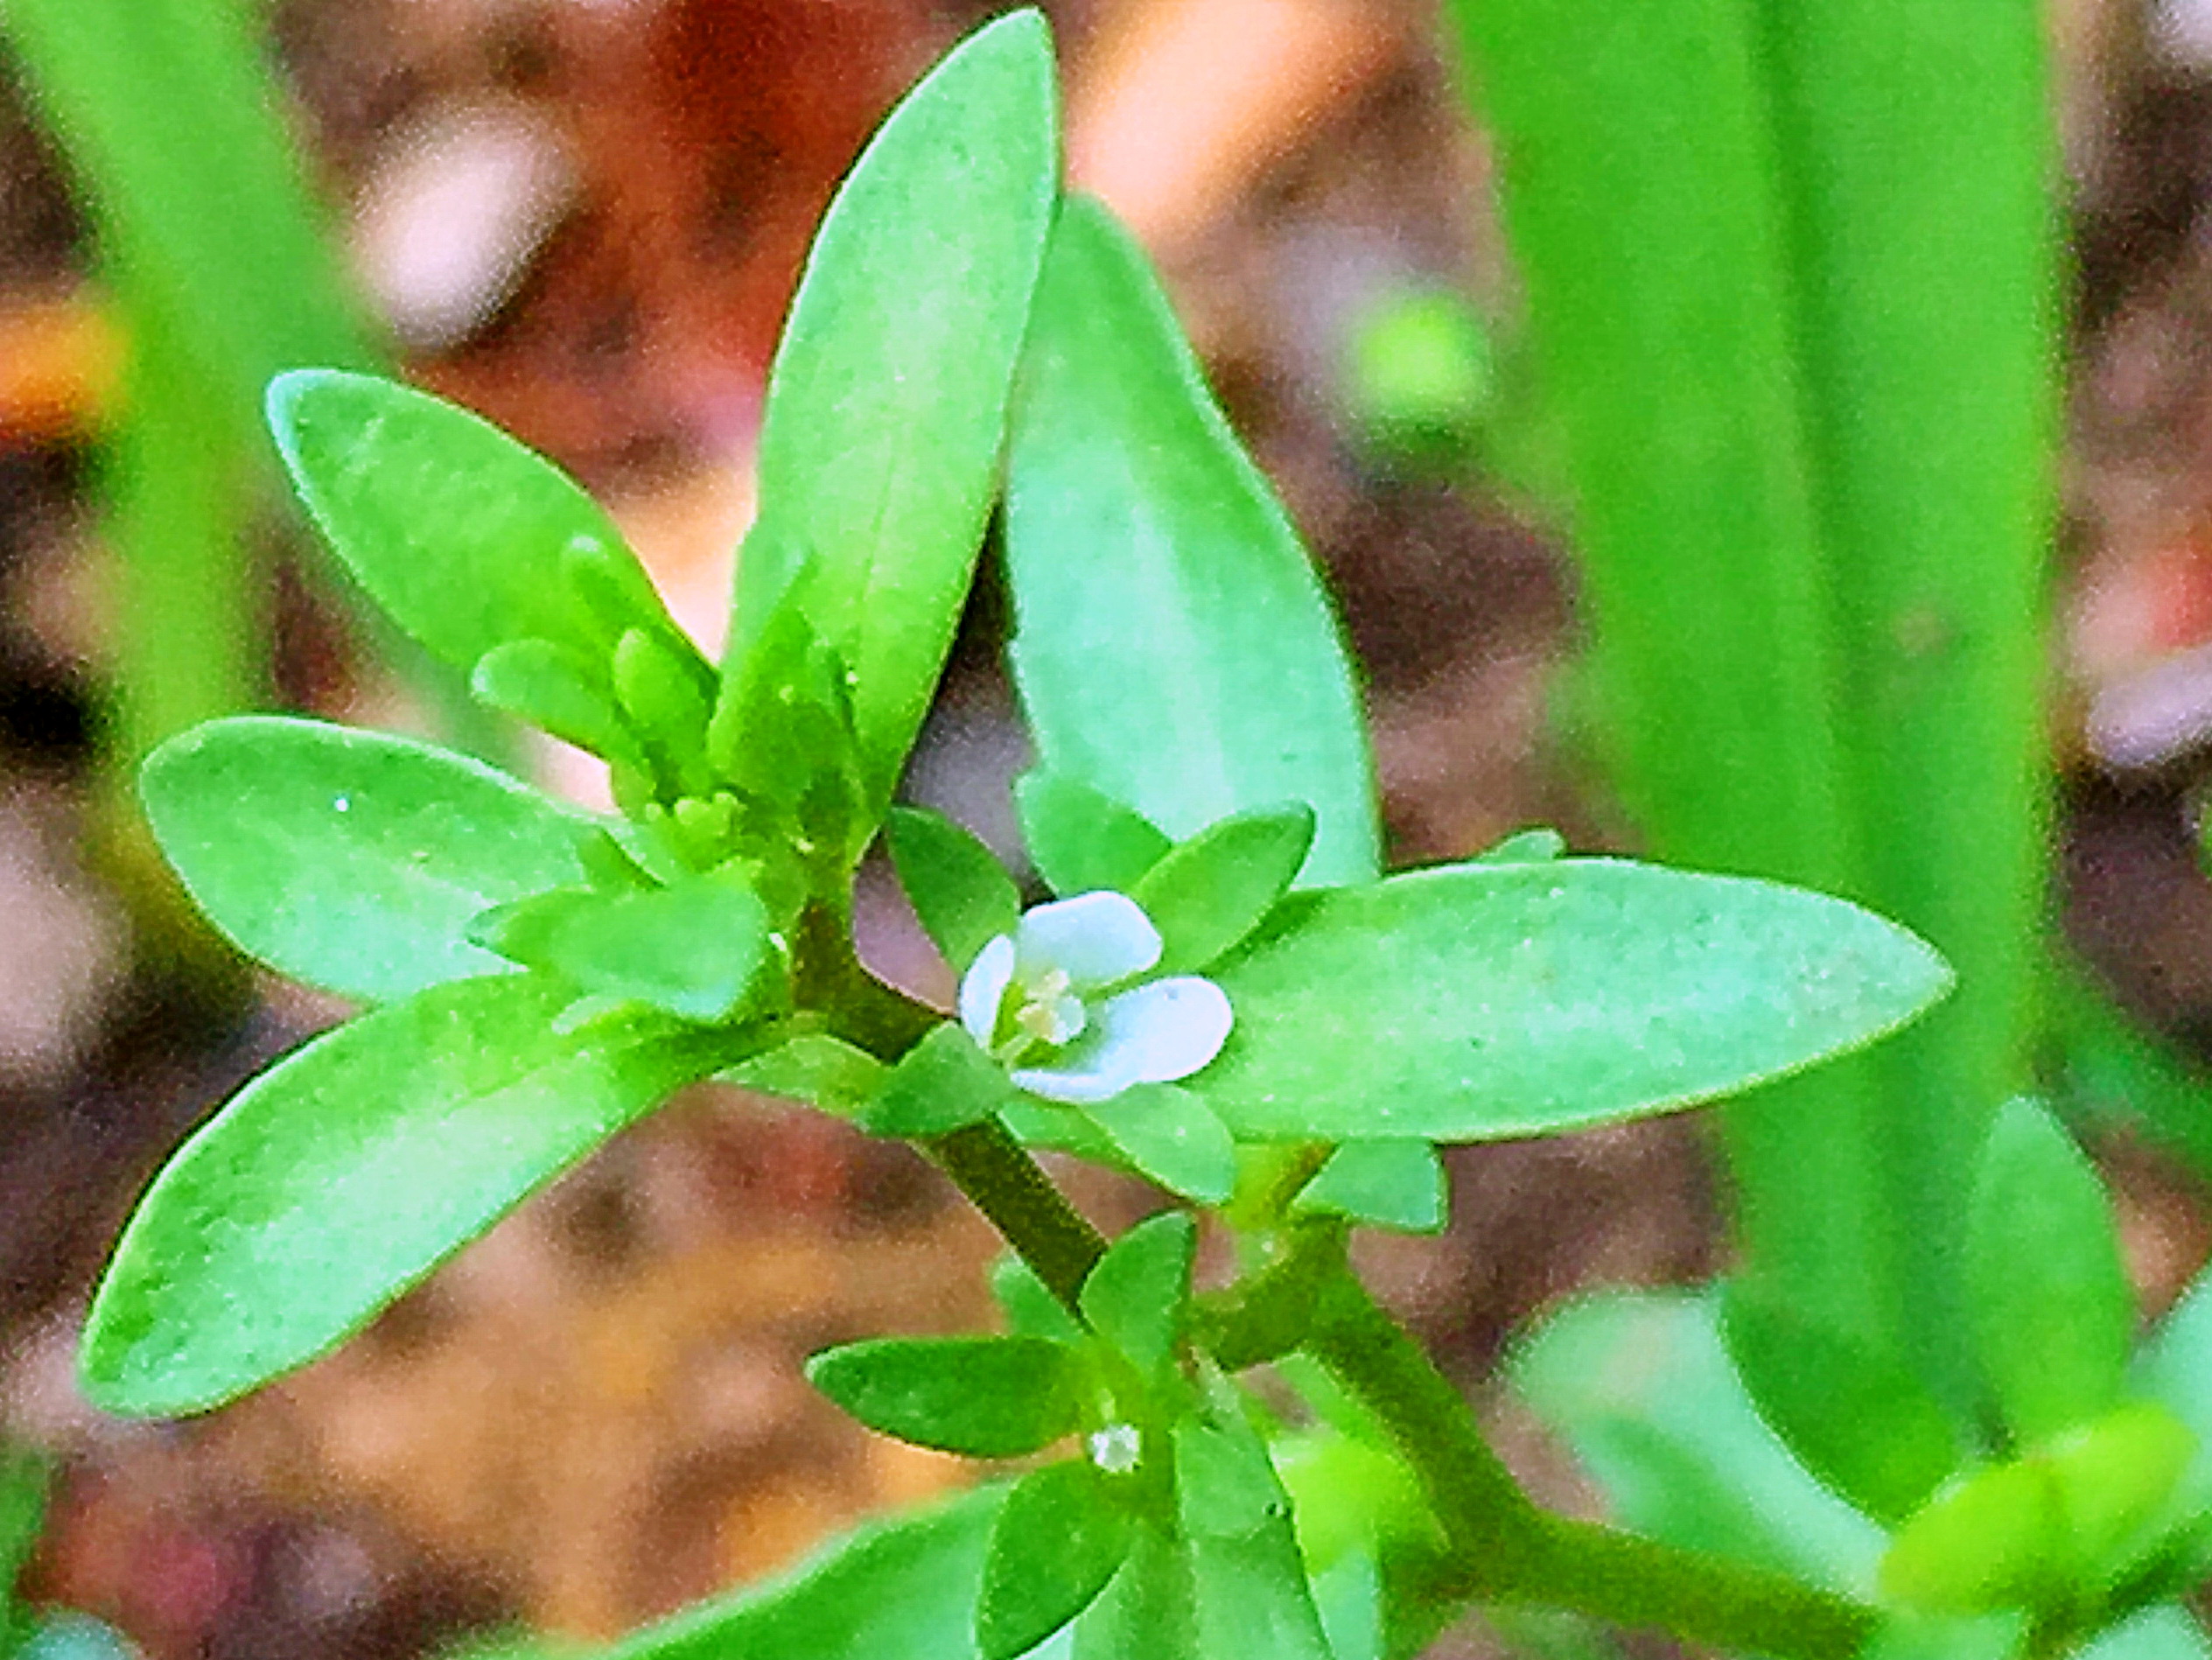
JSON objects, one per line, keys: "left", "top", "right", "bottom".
{"left": 1082, "top": 1211, "right": 1197, "bottom": 1376}
{"left": 1016, "top": 772, "right": 1172, "bottom": 897}
{"left": 1087, "top": 1085, "right": 1237, "bottom": 1206}
{"left": 80, "top": 974, "right": 755, "bottom": 1416}
{"left": 142, "top": 716, "right": 593, "bottom": 1001}
{"left": 268, "top": 371, "right": 703, "bottom": 684}
{"left": 806, "top": 1335, "right": 1081, "bottom": 1457}
{"left": 977, "top": 1460, "right": 1132, "bottom": 1660}
{"left": 1965, "top": 1099, "right": 2134, "bottom": 1447}
{"left": 1130, "top": 805, "right": 1313, "bottom": 974}
{"left": 887, "top": 806, "right": 1021, "bottom": 973}
{"left": 1173, "top": 1414, "right": 1334, "bottom": 1660}
{"left": 1004, "top": 198, "right": 1379, "bottom": 889}
{"left": 1192, "top": 858, "right": 1951, "bottom": 1142}
{"left": 602, "top": 1486, "right": 1006, "bottom": 1660}
{"left": 727, "top": 10, "right": 1057, "bottom": 804}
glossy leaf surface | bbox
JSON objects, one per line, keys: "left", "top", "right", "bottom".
{"left": 1004, "top": 199, "right": 1379, "bottom": 888}
{"left": 806, "top": 1335, "right": 1079, "bottom": 1457}
{"left": 1196, "top": 858, "right": 1950, "bottom": 1141}
{"left": 142, "top": 716, "right": 593, "bottom": 1001}
{"left": 731, "top": 11, "right": 1057, "bottom": 802}
{"left": 82, "top": 974, "right": 751, "bottom": 1416}
{"left": 1130, "top": 805, "right": 1313, "bottom": 974}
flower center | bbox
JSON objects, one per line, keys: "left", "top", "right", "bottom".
{"left": 998, "top": 965, "right": 1085, "bottom": 1061}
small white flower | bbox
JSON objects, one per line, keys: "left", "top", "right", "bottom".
{"left": 958, "top": 891, "right": 1232, "bottom": 1106}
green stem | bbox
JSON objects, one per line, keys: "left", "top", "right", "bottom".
{"left": 1303, "top": 1266, "right": 1876, "bottom": 1660}
{"left": 927, "top": 1117, "right": 1106, "bottom": 1312}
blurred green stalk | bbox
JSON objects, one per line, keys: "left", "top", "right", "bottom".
{"left": 1448, "top": 0, "right": 2055, "bottom": 1418}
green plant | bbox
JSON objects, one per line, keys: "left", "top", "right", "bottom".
{"left": 75, "top": 16, "right": 1972, "bottom": 1659}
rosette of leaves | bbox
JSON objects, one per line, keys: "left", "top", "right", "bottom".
{"left": 80, "top": 13, "right": 1960, "bottom": 1660}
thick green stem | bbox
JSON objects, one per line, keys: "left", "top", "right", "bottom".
{"left": 926, "top": 1117, "right": 1107, "bottom": 1312}
{"left": 1303, "top": 1266, "right": 1876, "bottom": 1660}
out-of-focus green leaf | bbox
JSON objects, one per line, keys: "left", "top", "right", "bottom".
{"left": 806, "top": 1335, "right": 1080, "bottom": 1458}
{"left": 1004, "top": 198, "right": 1379, "bottom": 888}
{"left": 600, "top": 1487, "right": 1004, "bottom": 1660}
{"left": 728, "top": 11, "right": 1056, "bottom": 804}
{"left": 141, "top": 717, "right": 592, "bottom": 1002}
{"left": 1016, "top": 774, "right": 1173, "bottom": 897}
{"left": 1721, "top": 1279, "right": 1964, "bottom": 1523}
{"left": 81, "top": 974, "right": 753, "bottom": 1416}
{"left": 1194, "top": 859, "right": 1950, "bottom": 1142}
{"left": 2078, "top": 1607, "right": 2212, "bottom": 1660}
{"left": 1511, "top": 1290, "right": 1885, "bottom": 1594}
{"left": 1964, "top": 1100, "right": 2132, "bottom": 1446}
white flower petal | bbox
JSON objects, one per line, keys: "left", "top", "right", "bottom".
{"left": 1014, "top": 891, "right": 1160, "bottom": 990}
{"left": 959, "top": 933, "right": 1016, "bottom": 1047}
{"left": 1096, "top": 977, "right": 1234, "bottom": 1085}
{"left": 1011, "top": 1049, "right": 1145, "bottom": 1106}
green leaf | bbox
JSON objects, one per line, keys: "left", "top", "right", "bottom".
{"left": 723, "top": 1033, "right": 887, "bottom": 1118}
{"left": 2134, "top": 1264, "right": 2212, "bottom": 1513}
{"left": 2079, "top": 1607, "right": 2212, "bottom": 1660}
{"left": 1193, "top": 858, "right": 1951, "bottom": 1141}
{"left": 80, "top": 974, "right": 752, "bottom": 1416}
{"left": 1173, "top": 1415, "right": 1333, "bottom": 1660}
{"left": 1016, "top": 773, "right": 1173, "bottom": 897}
{"left": 268, "top": 371, "right": 698, "bottom": 682}
{"left": 472, "top": 864, "right": 774, "bottom": 1025}
{"left": 1473, "top": 827, "right": 1568, "bottom": 864}
{"left": 1858, "top": 1614, "right": 2026, "bottom": 1660}
{"left": 862, "top": 1024, "right": 1017, "bottom": 1138}
{"left": 887, "top": 807, "right": 1021, "bottom": 972}
{"left": 1290, "top": 1140, "right": 1446, "bottom": 1234}
{"left": 994, "top": 1255, "right": 1086, "bottom": 1345}
{"left": 17, "top": 1615, "right": 139, "bottom": 1660}
{"left": 1074, "top": 1531, "right": 1200, "bottom": 1660}
{"left": 805, "top": 1335, "right": 1081, "bottom": 1458}
{"left": 1511, "top": 1290, "right": 1886, "bottom": 1593}
{"left": 142, "top": 716, "right": 592, "bottom": 1002}
{"left": 1004, "top": 198, "right": 1380, "bottom": 890}
{"left": 1082, "top": 1212, "right": 1197, "bottom": 1376}
{"left": 977, "top": 1460, "right": 1133, "bottom": 1660}
{"left": 1721, "top": 1278, "right": 1965, "bottom": 1523}
{"left": 601, "top": 1486, "right": 1004, "bottom": 1660}
{"left": 1130, "top": 805, "right": 1314, "bottom": 973}
{"left": 1964, "top": 1099, "right": 2132, "bottom": 1446}
{"left": 1086, "top": 1086, "right": 1236, "bottom": 1205}
{"left": 471, "top": 640, "right": 645, "bottom": 769}
{"left": 1306, "top": 1549, "right": 1383, "bottom": 1660}
{"left": 729, "top": 10, "right": 1057, "bottom": 804}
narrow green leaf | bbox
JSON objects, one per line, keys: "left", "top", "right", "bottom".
{"left": 994, "top": 1255, "right": 1086, "bottom": 1345}
{"left": 1964, "top": 1099, "right": 2132, "bottom": 1446}
{"left": 729, "top": 10, "right": 1057, "bottom": 802}
{"left": 1290, "top": 1140, "right": 1446, "bottom": 1235}
{"left": 1881, "top": 1462, "right": 2062, "bottom": 1614}
{"left": 2053, "top": 1404, "right": 2195, "bottom": 1585}
{"left": 2133, "top": 1264, "right": 2212, "bottom": 1513}
{"left": 1194, "top": 858, "right": 1951, "bottom": 1142}
{"left": 1086, "top": 1086, "right": 1236, "bottom": 1206}
{"left": 1004, "top": 198, "right": 1379, "bottom": 888}
{"left": 142, "top": 716, "right": 592, "bottom": 1002}
{"left": 81, "top": 974, "right": 752, "bottom": 1416}
{"left": 806, "top": 1335, "right": 1080, "bottom": 1458}
{"left": 1306, "top": 1549, "right": 1383, "bottom": 1660}
{"left": 473, "top": 865, "right": 774, "bottom": 1025}
{"left": 863, "top": 1024, "right": 1017, "bottom": 1138}
{"left": 472, "top": 640, "right": 645, "bottom": 768}
{"left": 887, "top": 807, "right": 1021, "bottom": 972}
{"left": 1074, "top": 1531, "right": 1200, "bottom": 1660}
{"left": 1082, "top": 1212, "right": 1197, "bottom": 1376}
{"left": 723, "top": 1033, "right": 887, "bottom": 1118}
{"left": 269, "top": 371, "right": 696, "bottom": 680}
{"left": 1016, "top": 773, "right": 1173, "bottom": 897}
{"left": 2079, "top": 1607, "right": 2212, "bottom": 1660}
{"left": 1172, "top": 1416, "right": 1333, "bottom": 1660}
{"left": 977, "top": 1460, "right": 1133, "bottom": 1660}
{"left": 1511, "top": 1290, "right": 1885, "bottom": 1593}
{"left": 1130, "top": 805, "right": 1314, "bottom": 973}
{"left": 1721, "top": 1278, "right": 1964, "bottom": 1523}
{"left": 602, "top": 1486, "right": 1004, "bottom": 1660}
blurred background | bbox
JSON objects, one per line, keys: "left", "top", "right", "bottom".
{"left": 0, "top": 0, "right": 2208, "bottom": 1654}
